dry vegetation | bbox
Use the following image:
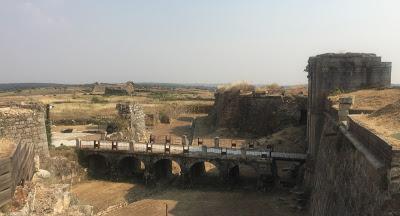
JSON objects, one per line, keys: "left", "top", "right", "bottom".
{"left": 352, "top": 100, "right": 400, "bottom": 147}
{"left": 328, "top": 87, "right": 400, "bottom": 147}
{"left": 329, "top": 88, "right": 400, "bottom": 111}
{"left": 217, "top": 81, "right": 255, "bottom": 93}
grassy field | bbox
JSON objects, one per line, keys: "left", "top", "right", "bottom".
{"left": 0, "top": 86, "right": 214, "bottom": 125}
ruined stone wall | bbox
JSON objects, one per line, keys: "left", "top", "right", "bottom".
{"left": 0, "top": 105, "right": 49, "bottom": 208}
{"left": 210, "top": 91, "right": 306, "bottom": 136}
{"left": 116, "top": 103, "right": 148, "bottom": 142}
{"left": 0, "top": 106, "right": 49, "bottom": 159}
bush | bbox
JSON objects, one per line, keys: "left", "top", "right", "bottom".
{"left": 217, "top": 81, "right": 255, "bottom": 93}
{"left": 91, "top": 96, "right": 108, "bottom": 103}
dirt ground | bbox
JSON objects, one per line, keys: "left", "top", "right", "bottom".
{"left": 72, "top": 180, "right": 301, "bottom": 216}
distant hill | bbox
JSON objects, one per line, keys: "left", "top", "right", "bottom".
{"left": 0, "top": 83, "right": 68, "bottom": 91}
{"left": 392, "top": 84, "right": 400, "bottom": 87}
{"left": 0, "top": 82, "right": 218, "bottom": 92}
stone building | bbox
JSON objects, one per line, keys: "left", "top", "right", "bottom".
{"left": 91, "top": 81, "right": 135, "bottom": 96}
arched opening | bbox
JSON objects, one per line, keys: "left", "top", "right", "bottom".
{"left": 87, "top": 154, "right": 108, "bottom": 177}
{"left": 118, "top": 156, "right": 145, "bottom": 178}
{"left": 153, "top": 159, "right": 181, "bottom": 179}
{"left": 229, "top": 164, "right": 259, "bottom": 188}
{"left": 190, "top": 161, "right": 220, "bottom": 185}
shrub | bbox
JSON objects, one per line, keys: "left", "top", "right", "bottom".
{"left": 91, "top": 96, "right": 108, "bottom": 103}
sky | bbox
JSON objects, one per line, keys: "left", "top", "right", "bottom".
{"left": 0, "top": 0, "right": 399, "bottom": 85}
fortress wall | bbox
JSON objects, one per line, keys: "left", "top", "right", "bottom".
{"left": 0, "top": 106, "right": 49, "bottom": 159}
{"left": 310, "top": 117, "right": 390, "bottom": 216}
{"left": 0, "top": 105, "right": 49, "bottom": 208}
{"left": 348, "top": 117, "right": 393, "bottom": 167}
{"left": 306, "top": 53, "right": 391, "bottom": 158}
{"left": 210, "top": 92, "right": 307, "bottom": 136}
{"left": 306, "top": 53, "right": 399, "bottom": 215}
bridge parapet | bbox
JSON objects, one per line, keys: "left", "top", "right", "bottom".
{"left": 77, "top": 140, "right": 306, "bottom": 162}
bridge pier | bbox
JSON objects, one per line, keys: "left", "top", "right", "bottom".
{"left": 271, "top": 159, "right": 279, "bottom": 186}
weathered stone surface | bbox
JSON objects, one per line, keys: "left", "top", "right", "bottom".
{"left": 35, "top": 169, "right": 51, "bottom": 179}
{"left": 310, "top": 119, "right": 389, "bottom": 216}
{"left": 210, "top": 92, "right": 307, "bottom": 136}
{"left": 116, "top": 103, "right": 148, "bottom": 142}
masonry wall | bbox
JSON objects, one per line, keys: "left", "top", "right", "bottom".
{"left": 306, "top": 53, "right": 391, "bottom": 157}
{"left": 306, "top": 53, "right": 398, "bottom": 215}
{"left": 210, "top": 91, "right": 306, "bottom": 136}
{"left": 0, "top": 106, "right": 49, "bottom": 162}
{"left": 310, "top": 117, "right": 390, "bottom": 215}
{"left": 0, "top": 106, "right": 50, "bottom": 208}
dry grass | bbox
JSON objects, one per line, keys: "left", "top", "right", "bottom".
{"left": 256, "top": 126, "right": 307, "bottom": 153}
{"left": 217, "top": 81, "right": 255, "bottom": 93}
{"left": 352, "top": 100, "right": 400, "bottom": 148}
{"left": 50, "top": 103, "right": 117, "bottom": 121}
{"left": 329, "top": 88, "right": 400, "bottom": 111}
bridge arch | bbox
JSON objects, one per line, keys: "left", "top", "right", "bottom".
{"left": 86, "top": 154, "right": 109, "bottom": 177}
{"left": 188, "top": 160, "right": 221, "bottom": 184}
{"left": 117, "top": 156, "right": 146, "bottom": 177}
{"left": 153, "top": 158, "right": 182, "bottom": 179}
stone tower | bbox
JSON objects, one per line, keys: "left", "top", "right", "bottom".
{"left": 305, "top": 53, "right": 391, "bottom": 157}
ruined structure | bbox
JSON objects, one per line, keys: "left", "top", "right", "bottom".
{"left": 210, "top": 89, "right": 307, "bottom": 136}
{"left": 0, "top": 104, "right": 49, "bottom": 208}
{"left": 91, "top": 81, "right": 135, "bottom": 96}
{"left": 0, "top": 104, "right": 49, "bottom": 160}
{"left": 305, "top": 53, "right": 398, "bottom": 215}
{"left": 116, "top": 103, "right": 148, "bottom": 142}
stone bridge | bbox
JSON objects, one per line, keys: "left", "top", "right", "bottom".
{"left": 76, "top": 139, "right": 306, "bottom": 187}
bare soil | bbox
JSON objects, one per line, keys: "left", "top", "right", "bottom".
{"left": 72, "top": 180, "right": 301, "bottom": 216}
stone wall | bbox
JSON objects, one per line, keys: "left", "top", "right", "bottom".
{"left": 210, "top": 91, "right": 306, "bottom": 136}
{"left": 0, "top": 105, "right": 50, "bottom": 209}
{"left": 310, "top": 117, "right": 390, "bottom": 216}
{"left": 0, "top": 106, "right": 49, "bottom": 160}
{"left": 305, "top": 53, "right": 399, "bottom": 215}
{"left": 116, "top": 103, "right": 148, "bottom": 142}
{"left": 306, "top": 53, "right": 391, "bottom": 157}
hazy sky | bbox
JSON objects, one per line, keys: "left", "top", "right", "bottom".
{"left": 1, "top": 0, "right": 399, "bottom": 85}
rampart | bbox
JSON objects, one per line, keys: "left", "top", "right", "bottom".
{"left": 210, "top": 91, "right": 307, "bottom": 136}
{"left": 305, "top": 53, "right": 399, "bottom": 215}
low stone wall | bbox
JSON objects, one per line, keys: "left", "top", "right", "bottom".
{"left": 348, "top": 117, "right": 393, "bottom": 167}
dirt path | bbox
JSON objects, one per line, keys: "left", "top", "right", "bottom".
{"left": 72, "top": 180, "right": 302, "bottom": 216}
